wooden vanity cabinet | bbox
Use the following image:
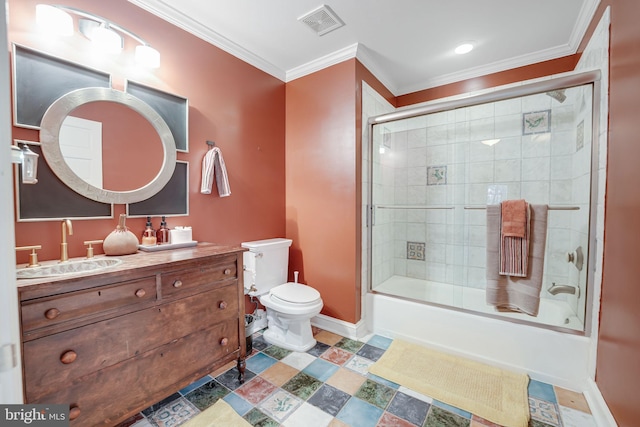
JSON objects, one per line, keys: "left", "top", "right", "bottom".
{"left": 17, "top": 244, "right": 246, "bottom": 427}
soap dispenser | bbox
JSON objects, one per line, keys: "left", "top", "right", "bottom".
{"left": 141, "top": 217, "right": 157, "bottom": 246}
{"left": 156, "top": 216, "right": 170, "bottom": 244}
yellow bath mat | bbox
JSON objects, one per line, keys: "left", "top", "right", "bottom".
{"left": 369, "top": 340, "right": 530, "bottom": 427}
{"left": 181, "top": 399, "right": 251, "bottom": 427}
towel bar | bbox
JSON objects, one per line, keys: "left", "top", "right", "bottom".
{"left": 376, "top": 205, "right": 454, "bottom": 210}
{"left": 464, "top": 206, "right": 579, "bottom": 210}
{"left": 375, "top": 205, "right": 579, "bottom": 210}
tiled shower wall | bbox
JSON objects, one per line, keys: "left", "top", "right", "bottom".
{"left": 369, "top": 87, "right": 594, "bottom": 306}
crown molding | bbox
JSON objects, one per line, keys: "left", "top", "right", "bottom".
{"left": 397, "top": 43, "right": 576, "bottom": 96}
{"left": 128, "top": 0, "right": 286, "bottom": 81}
{"left": 355, "top": 44, "right": 399, "bottom": 96}
{"left": 395, "top": 0, "right": 600, "bottom": 95}
{"left": 285, "top": 43, "right": 358, "bottom": 82}
{"left": 568, "top": 0, "right": 601, "bottom": 52}
{"left": 130, "top": 0, "right": 601, "bottom": 96}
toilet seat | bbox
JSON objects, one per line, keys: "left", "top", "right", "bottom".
{"left": 271, "top": 283, "right": 321, "bottom": 305}
{"left": 260, "top": 282, "right": 323, "bottom": 316}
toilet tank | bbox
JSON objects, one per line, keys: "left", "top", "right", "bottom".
{"left": 242, "top": 238, "right": 292, "bottom": 296}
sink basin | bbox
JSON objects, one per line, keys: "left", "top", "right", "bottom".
{"left": 16, "top": 258, "right": 123, "bottom": 279}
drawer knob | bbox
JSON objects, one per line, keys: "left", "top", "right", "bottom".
{"left": 224, "top": 268, "right": 232, "bottom": 275}
{"left": 220, "top": 337, "right": 229, "bottom": 346}
{"left": 45, "top": 308, "right": 60, "bottom": 320}
{"left": 60, "top": 350, "right": 77, "bottom": 364}
{"left": 218, "top": 301, "right": 227, "bottom": 310}
{"left": 173, "top": 280, "right": 183, "bottom": 288}
{"left": 135, "top": 288, "right": 146, "bottom": 298}
{"left": 69, "top": 406, "right": 81, "bottom": 420}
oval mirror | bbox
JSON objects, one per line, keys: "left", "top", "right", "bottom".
{"left": 40, "top": 87, "right": 177, "bottom": 204}
{"left": 60, "top": 101, "right": 164, "bottom": 192}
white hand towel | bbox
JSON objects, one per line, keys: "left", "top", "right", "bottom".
{"left": 200, "top": 147, "right": 231, "bottom": 197}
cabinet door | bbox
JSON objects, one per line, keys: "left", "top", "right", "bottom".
{"left": 30, "top": 320, "right": 240, "bottom": 427}
{"left": 24, "top": 284, "right": 239, "bottom": 402}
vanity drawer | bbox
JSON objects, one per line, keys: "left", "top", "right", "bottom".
{"left": 21, "top": 276, "right": 157, "bottom": 334}
{"left": 23, "top": 284, "right": 239, "bottom": 402}
{"left": 161, "top": 254, "right": 237, "bottom": 299}
{"left": 29, "top": 320, "right": 240, "bottom": 427}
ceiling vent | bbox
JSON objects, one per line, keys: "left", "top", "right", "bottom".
{"left": 298, "top": 5, "right": 345, "bottom": 36}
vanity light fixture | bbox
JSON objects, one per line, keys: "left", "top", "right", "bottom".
{"left": 35, "top": 4, "right": 161, "bottom": 68}
{"left": 10, "top": 145, "right": 23, "bottom": 164}
{"left": 35, "top": 4, "right": 73, "bottom": 36}
{"left": 454, "top": 43, "right": 474, "bottom": 55}
{"left": 79, "top": 19, "right": 123, "bottom": 54}
{"left": 12, "top": 144, "right": 40, "bottom": 184}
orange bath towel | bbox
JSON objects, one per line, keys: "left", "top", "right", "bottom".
{"left": 501, "top": 199, "right": 527, "bottom": 238}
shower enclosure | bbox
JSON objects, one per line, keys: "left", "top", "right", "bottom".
{"left": 366, "top": 71, "right": 600, "bottom": 334}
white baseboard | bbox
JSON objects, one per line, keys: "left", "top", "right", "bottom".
{"left": 311, "top": 314, "right": 369, "bottom": 340}
{"left": 583, "top": 378, "right": 618, "bottom": 427}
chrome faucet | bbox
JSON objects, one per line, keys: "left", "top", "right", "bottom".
{"left": 547, "top": 282, "right": 579, "bottom": 297}
{"left": 60, "top": 219, "right": 73, "bottom": 262}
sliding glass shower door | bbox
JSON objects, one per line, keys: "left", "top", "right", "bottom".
{"left": 367, "top": 73, "right": 600, "bottom": 332}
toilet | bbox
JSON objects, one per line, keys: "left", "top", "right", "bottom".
{"left": 242, "top": 238, "right": 323, "bottom": 352}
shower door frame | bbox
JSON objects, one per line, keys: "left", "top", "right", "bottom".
{"left": 366, "top": 70, "right": 602, "bottom": 336}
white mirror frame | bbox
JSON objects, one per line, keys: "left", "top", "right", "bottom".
{"left": 40, "top": 87, "right": 177, "bottom": 204}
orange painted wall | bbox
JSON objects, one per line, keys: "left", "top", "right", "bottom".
{"left": 397, "top": 55, "right": 580, "bottom": 107}
{"left": 10, "top": 0, "right": 286, "bottom": 266}
{"left": 590, "top": 2, "right": 640, "bottom": 426}
{"left": 285, "top": 59, "right": 359, "bottom": 323}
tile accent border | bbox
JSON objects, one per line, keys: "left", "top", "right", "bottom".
{"left": 523, "top": 109, "right": 551, "bottom": 134}
{"left": 407, "top": 242, "right": 426, "bottom": 261}
{"left": 427, "top": 166, "right": 447, "bottom": 185}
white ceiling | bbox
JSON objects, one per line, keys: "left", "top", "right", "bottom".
{"left": 129, "top": 0, "right": 599, "bottom": 96}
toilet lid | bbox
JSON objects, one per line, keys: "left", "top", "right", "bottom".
{"left": 270, "top": 283, "right": 320, "bottom": 304}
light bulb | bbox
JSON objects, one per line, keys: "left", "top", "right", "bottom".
{"left": 454, "top": 43, "right": 474, "bottom": 55}
{"left": 92, "top": 25, "right": 123, "bottom": 54}
{"left": 36, "top": 4, "right": 73, "bottom": 37}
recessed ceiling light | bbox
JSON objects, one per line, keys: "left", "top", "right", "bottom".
{"left": 454, "top": 43, "right": 474, "bottom": 55}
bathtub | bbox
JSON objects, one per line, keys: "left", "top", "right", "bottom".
{"left": 366, "top": 277, "right": 591, "bottom": 390}
{"left": 373, "top": 275, "right": 582, "bottom": 330}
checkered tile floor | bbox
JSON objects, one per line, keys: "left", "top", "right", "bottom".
{"left": 116, "top": 328, "right": 597, "bottom": 427}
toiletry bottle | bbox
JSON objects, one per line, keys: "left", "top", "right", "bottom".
{"left": 141, "top": 216, "right": 157, "bottom": 245}
{"left": 156, "top": 216, "right": 170, "bottom": 244}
